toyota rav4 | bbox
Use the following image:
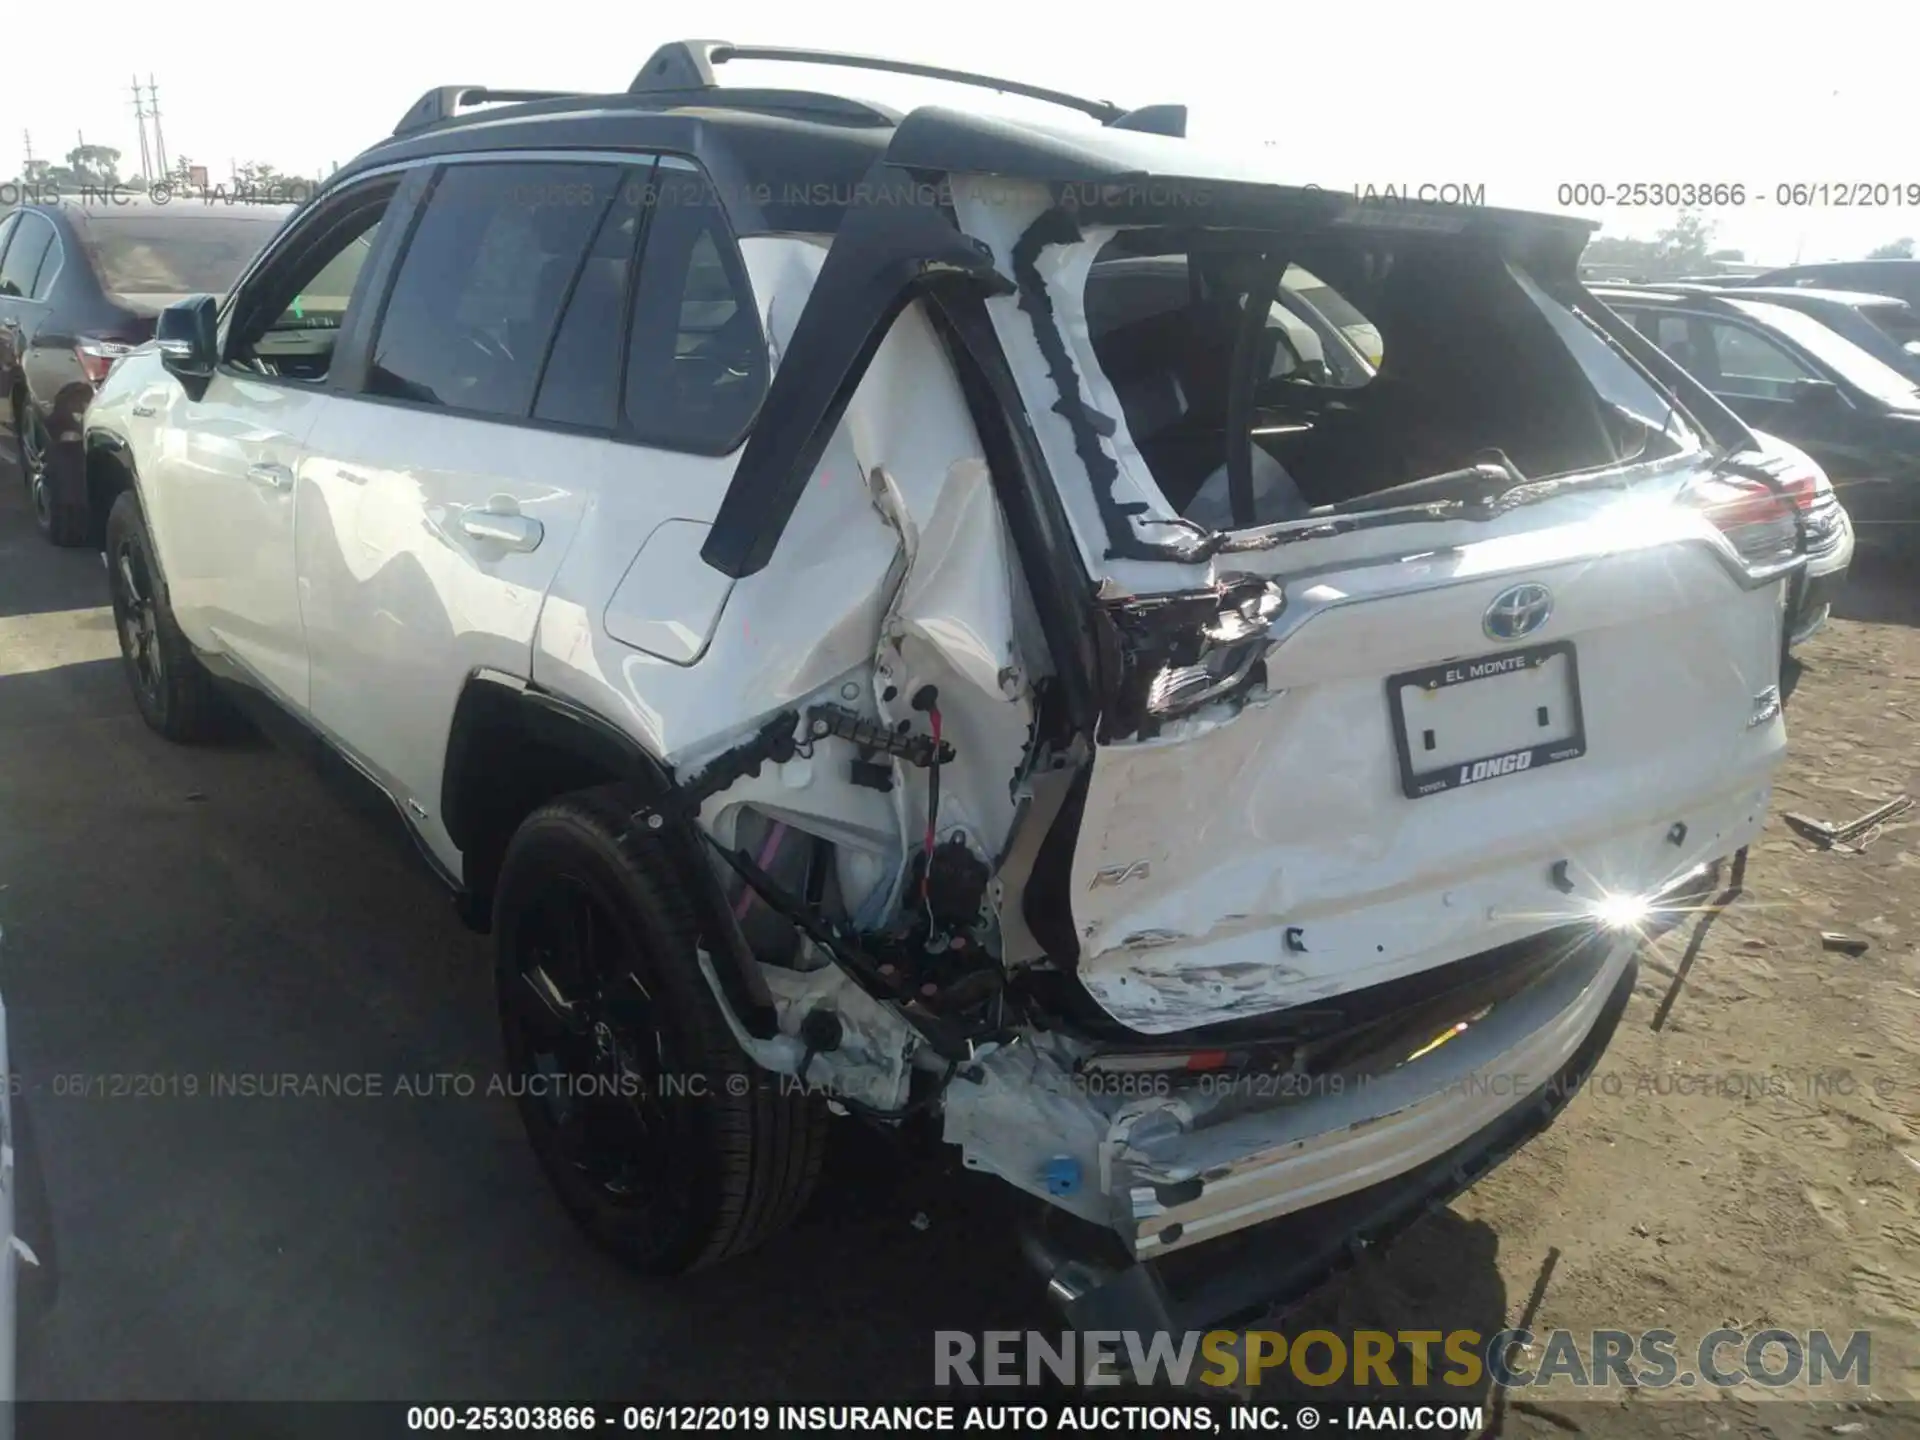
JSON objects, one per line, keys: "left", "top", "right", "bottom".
{"left": 82, "top": 42, "right": 1806, "bottom": 1330}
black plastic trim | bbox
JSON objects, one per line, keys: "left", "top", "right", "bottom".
{"left": 700, "top": 157, "right": 1013, "bottom": 579}
{"left": 439, "top": 675, "right": 778, "bottom": 1036}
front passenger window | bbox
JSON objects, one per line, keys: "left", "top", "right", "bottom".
{"left": 230, "top": 186, "right": 394, "bottom": 383}
{"left": 1702, "top": 319, "right": 1815, "bottom": 400}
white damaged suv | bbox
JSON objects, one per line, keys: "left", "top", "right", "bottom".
{"left": 82, "top": 43, "right": 1808, "bottom": 1329}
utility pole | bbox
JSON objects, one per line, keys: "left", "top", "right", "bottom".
{"left": 147, "top": 76, "right": 169, "bottom": 177}
{"left": 131, "top": 76, "right": 154, "bottom": 182}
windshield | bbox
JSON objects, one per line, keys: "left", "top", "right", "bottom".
{"left": 79, "top": 214, "right": 284, "bottom": 296}
{"left": 1729, "top": 298, "right": 1920, "bottom": 402}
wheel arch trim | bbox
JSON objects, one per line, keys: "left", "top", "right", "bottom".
{"left": 442, "top": 669, "right": 779, "bottom": 1037}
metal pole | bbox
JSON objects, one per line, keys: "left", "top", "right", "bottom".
{"left": 149, "top": 77, "right": 169, "bottom": 177}
{"left": 131, "top": 76, "right": 153, "bottom": 183}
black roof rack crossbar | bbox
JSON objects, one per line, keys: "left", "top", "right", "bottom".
{"left": 630, "top": 40, "right": 1131, "bottom": 125}
{"left": 392, "top": 86, "right": 587, "bottom": 137}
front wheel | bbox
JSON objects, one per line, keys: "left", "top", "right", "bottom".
{"left": 494, "top": 788, "right": 826, "bottom": 1274}
{"left": 104, "top": 490, "right": 223, "bottom": 742}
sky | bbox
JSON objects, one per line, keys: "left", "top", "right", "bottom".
{"left": 6, "top": 0, "right": 1916, "bottom": 266}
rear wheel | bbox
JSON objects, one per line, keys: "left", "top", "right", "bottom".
{"left": 14, "top": 393, "right": 87, "bottom": 547}
{"left": 104, "top": 490, "right": 223, "bottom": 742}
{"left": 494, "top": 788, "right": 826, "bottom": 1273}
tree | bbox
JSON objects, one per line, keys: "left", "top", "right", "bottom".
{"left": 1708, "top": 248, "right": 1746, "bottom": 262}
{"left": 1653, "top": 211, "right": 1715, "bottom": 268}
{"left": 4, "top": 145, "right": 122, "bottom": 197}
{"left": 66, "top": 145, "right": 121, "bottom": 188}
{"left": 234, "top": 160, "right": 320, "bottom": 203}
{"left": 1866, "top": 237, "right": 1914, "bottom": 260}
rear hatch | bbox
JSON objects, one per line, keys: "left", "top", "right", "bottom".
{"left": 943, "top": 153, "right": 1796, "bottom": 1034}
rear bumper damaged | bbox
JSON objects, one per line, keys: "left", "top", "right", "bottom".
{"left": 1015, "top": 936, "right": 1641, "bottom": 1334}
{"left": 1113, "top": 927, "right": 1632, "bottom": 1261}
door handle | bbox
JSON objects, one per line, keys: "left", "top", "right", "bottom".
{"left": 246, "top": 462, "right": 295, "bottom": 492}
{"left": 458, "top": 507, "right": 543, "bottom": 551}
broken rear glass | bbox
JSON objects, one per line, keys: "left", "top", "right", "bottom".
{"left": 1082, "top": 230, "right": 1700, "bottom": 532}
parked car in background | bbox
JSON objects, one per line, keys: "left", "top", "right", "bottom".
{"left": 1739, "top": 258, "right": 1920, "bottom": 312}
{"left": 1688, "top": 285, "right": 1920, "bottom": 382}
{"left": 1593, "top": 285, "right": 1920, "bottom": 549}
{"left": 1644, "top": 280, "right": 1920, "bottom": 375}
{"left": 0, "top": 199, "right": 287, "bottom": 545}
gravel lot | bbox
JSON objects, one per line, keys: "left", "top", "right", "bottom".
{"left": 0, "top": 429, "right": 1913, "bottom": 1434}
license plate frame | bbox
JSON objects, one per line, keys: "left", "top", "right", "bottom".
{"left": 1387, "top": 639, "right": 1588, "bottom": 799}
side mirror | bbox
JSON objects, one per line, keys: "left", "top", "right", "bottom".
{"left": 1792, "top": 377, "right": 1843, "bottom": 411}
{"left": 155, "top": 295, "right": 220, "bottom": 381}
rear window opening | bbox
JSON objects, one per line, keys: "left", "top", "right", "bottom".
{"left": 78, "top": 214, "right": 285, "bottom": 297}
{"left": 1081, "top": 232, "right": 1699, "bottom": 531}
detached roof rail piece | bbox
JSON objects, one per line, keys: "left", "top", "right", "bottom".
{"left": 629, "top": 39, "right": 1188, "bottom": 135}
{"left": 392, "top": 86, "right": 587, "bottom": 138}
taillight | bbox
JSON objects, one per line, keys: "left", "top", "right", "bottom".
{"left": 76, "top": 338, "right": 134, "bottom": 387}
{"left": 1683, "top": 460, "right": 1821, "bottom": 572}
{"left": 1105, "top": 578, "right": 1286, "bottom": 737}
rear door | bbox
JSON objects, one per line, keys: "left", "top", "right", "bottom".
{"left": 0, "top": 213, "right": 59, "bottom": 419}
{"left": 297, "top": 157, "right": 641, "bottom": 870}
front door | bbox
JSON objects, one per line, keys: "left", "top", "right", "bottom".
{"left": 297, "top": 158, "right": 641, "bottom": 865}
{"left": 143, "top": 178, "right": 400, "bottom": 709}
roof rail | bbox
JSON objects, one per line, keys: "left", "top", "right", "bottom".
{"left": 392, "top": 86, "right": 586, "bottom": 138}
{"left": 629, "top": 40, "right": 1187, "bottom": 136}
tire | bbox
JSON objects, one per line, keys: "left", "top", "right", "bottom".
{"left": 494, "top": 787, "right": 826, "bottom": 1274}
{"left": 104, "top": 489, "right": 224, "bottom": 742}
{"left": 14, "top": 393, "right": 88, "bottom": 547}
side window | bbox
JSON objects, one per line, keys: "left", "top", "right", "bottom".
{"left": 30, "top": 232, "right": 63, "bottom": 300}
{"left": 0, "top": 214, "right": 18, "bottom": 275}
{"left": 230, "top": 186, "right": 394, "bottom": 384}
{"left": 532, "top": 170, "right": 648, "bottom": 430}
{"left": 1701, "top": 319, "right": 1815, "bottom": 399}
{"left": 621, "top": 168, "right": 767, "bottom": 452}
{"left": 1630, "top": 311, "right": 1709, "bottom": 376}
{"left": 369, "top": 162, "right": 623, "bottom": 419}
{"left": 0, "top": 214, "right": 54, "bottom": 300}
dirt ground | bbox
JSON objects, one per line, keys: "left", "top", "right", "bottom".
{"left": 1279, "top": 550, "right": 1920, "bottom": 1437}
